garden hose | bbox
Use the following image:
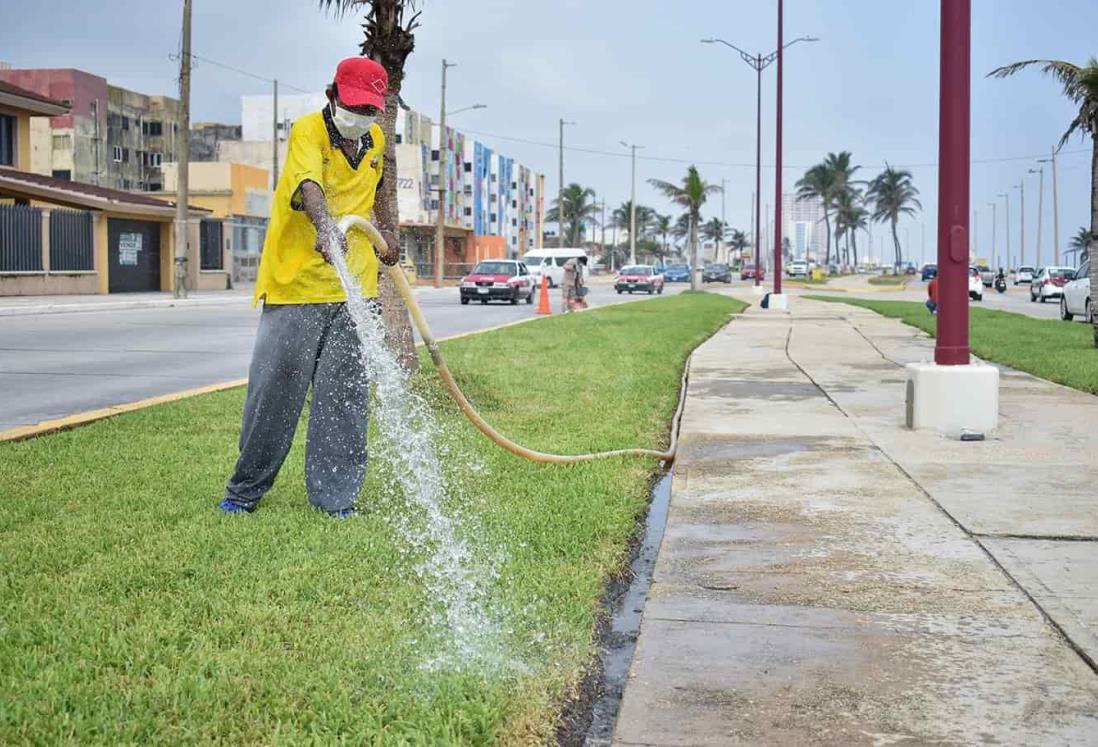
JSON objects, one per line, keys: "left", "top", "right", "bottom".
{"left": 337, "top": 215, "right": 682, "bottom": 465}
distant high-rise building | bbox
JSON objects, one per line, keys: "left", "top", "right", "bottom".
{"left": 781, "top": 192, "right": 824, "bottom": 261}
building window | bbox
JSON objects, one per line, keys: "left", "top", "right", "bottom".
{"left": 490, "top": 174, "right": 497, "bottom": 182}
{"left": 0, "top": 114, "right": 14, "bottom": 166}
{"left": 511, "top": 199, "right": 517, "bottom": 208}
{"left": 431, "top": 149, "right": 439, "bottom": 161}
{"left": 490, "top": 213, "right": 496, "bottom": 222}
{"left": 430, "top": 199, "right": 439, "bottom": 209}
{"left": 122, "top": 116, "right": 130, "bottom": 131}
{"left": 464, "top": 162, "right": 472, "bottom": 173}
{"left": 51, "top": 134, "right": 71, "bottom": 150}
{"left": 122, "top": 148, "right": 130, "bottom": 163}
{"left": 122, "top": 178, "right": 132, "bottom": 190}
{"left": 395, "top": 133, "right": 402, "bottom": 144}
{"left": 51, "top": 170, "right": 71, "bottom": 180}
{"left": 511, "top": 181, "right": 517, "bottom": 189}
{"left": 142, "top": 120, "right": 162, "bottom": 136}
{"left": 112, "top": 145, "right": 123, "bottom": 162}
{"left": 512, "top": 218, "right": 517, "bottom": 227}
{"left": 463, "top": 207, "right": 472, "bottom": 216}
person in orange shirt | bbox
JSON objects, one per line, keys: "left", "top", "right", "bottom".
{"left": 926, "top": 275, "right": 939, "bottom": 314}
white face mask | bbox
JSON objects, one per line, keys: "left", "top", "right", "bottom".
{"left": 330, "top": 101, "right": 375, "bottom": 141}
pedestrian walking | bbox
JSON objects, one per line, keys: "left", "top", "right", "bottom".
{"left": 926, "top": 275, "right": 939, "bottom": 315}
{"left": 219, "top": 57, "right": 399, "bottom": 519}
{"left": 561, "top": 255, "right": 589, "bottom": 312}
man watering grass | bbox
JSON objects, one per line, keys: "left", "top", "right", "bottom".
{"left": 219, "top": 57, "right": 399, "bottom": 518}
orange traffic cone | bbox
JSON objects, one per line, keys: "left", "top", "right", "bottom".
{"left": 536, "top": 274, "right": 552, "bottom": 315}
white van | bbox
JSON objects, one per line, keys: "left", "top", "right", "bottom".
{"left": 521, "top": 248, "right": 588, "bottom": 288}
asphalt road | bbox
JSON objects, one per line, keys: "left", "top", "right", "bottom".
{"left": 0, "top": 282, "right": 689, "bottom": 429}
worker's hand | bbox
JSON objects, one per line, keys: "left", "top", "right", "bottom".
{"left": 377, "top": 229, "right": 400, "bottom": 266}
{"left": 315, "top": 223, "right": 348, "bottom": 264}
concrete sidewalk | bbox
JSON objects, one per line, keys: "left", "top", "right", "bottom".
{"left": 613, "top": 297, "right": 1098, "bottom": 745}
{"left": 0, "top": 288, "right": 254, "bottom": 316}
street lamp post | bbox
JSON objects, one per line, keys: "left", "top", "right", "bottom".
{"left": 1014, "top": 181, "right": 1024, "bottom": 270}
{"left": 1029, "top": 167, "right": 1043, "bottom": 267}
{"left": 998, "top": 192, "right": 1010, "bottom": 271}
{"left": 620, "top": 141, "right": 644, "bottom": 265}
{"left": 434, "top": 58, "right": 457, "bottom": 289}
{"left": 1039, "top": 150, "right": 1060, "bottom": 263}
{"left": 558, "top": 118, "right": 575, "bottom": 248}
{"left": 702, "top": 28, "right": 817, "bottom": 294}
{"left": 935, "top": 0, "right": 971, "bottom": 366}
{"left": 987, "top": 201, "right": 997, "bottom": 267}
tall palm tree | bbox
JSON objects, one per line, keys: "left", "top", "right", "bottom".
{"left": 1070, "top": 226, "right": 1094, "bottom": 264}
{"left": 835, "top": 186, "right": 869, "bottom": 270}
{"left": 649, "top": 166, "right": 721, "bottom": 290}
{"left": 727, "top": 228, "right": 749, "bottom": 265}
{"left": 867, "top": 165, "right": 921, "bottom": 271}
{"left": 654, "top": 213, "right": 673, "bottom": 259}
{"left": 546, "top": 183, "right": 599, "bottom": 246}
{"left": 319, "top": 0, "right": 421, "bottom": 370}
{"left": 797, "top": 151, "right": 860, "bottom": 268}
{"left": 671, "top": 212, "right": 691, "bottom": 256}
{"left": 991, "top": 57, "right": 1098, "bottom": 345}
{"left": 701, "top": 218, "right": 728, "bottom": 263}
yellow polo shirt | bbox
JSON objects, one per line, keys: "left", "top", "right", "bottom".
{"left": 254, "top": 110, "right": 385, "bottom": 304}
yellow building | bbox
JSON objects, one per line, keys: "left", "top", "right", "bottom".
{"left": 158, "top": 161, "right": 271, "bottom": 283}
{"left": 0, "top": 80, "right": 226, "bottom": 296}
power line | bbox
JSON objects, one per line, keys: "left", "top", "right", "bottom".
{"left": 458, "top": 127, "right": 1090, "bottom": 172}
{"left": 174, "top": 52, "right": 312, "bottom": 94}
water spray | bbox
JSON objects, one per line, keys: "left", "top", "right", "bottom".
{"left": 336, "top": 215, "right": 683, "bottom": 466}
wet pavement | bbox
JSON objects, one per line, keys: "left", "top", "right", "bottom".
{"left": 612, "top": 295, "right": 1098, "bottom": 745}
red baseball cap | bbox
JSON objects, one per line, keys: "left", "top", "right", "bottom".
{"left": 333, "top": 57, "right": 388, "bottom": 110}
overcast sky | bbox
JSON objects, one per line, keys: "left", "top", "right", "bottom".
{"left": 3, "top": 0, "right": 1096, "bottom": 265}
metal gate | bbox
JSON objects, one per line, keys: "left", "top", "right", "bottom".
{"left": 107, "top": 218, "right": 160, "bottom": 293}
{"left": 49, "top": 209, "right": 94, "bottom": 272}
{"left": 0, "top": 204, "right": 43, "bottom": 272}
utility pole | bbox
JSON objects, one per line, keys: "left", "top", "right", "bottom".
{"left": 998, "top": 192, "right": 1010, "bottom": 271}
{"left": 1040, "top": 149, "right": 1060, "bottom": 263}
{"left": 620, "top": 141, "right": 642, "bottom": 265}
{"left": 434, "top": 58, "right": 455, "bottom": 288}
{"left": 272, "top": 79, "right": 279, "bottom": 186}
{"left": 749, "top": 190, "right": 755, "bottom": 265}
{"left": 773, "top": 0, "right": 784, "bottom": 295}
{"left": 173, "top": 0, "right": 192, "bottom": 299}
{"left": 720, "top": 177, "right": 726, "bottom": 263}
{"left": 988, "top": 201, "right": 997, "bottom": 267}
{"left": 557, "top": 118, "right": 575, "bottom": 248}
{"left": 599, "top": 199, "right": 607, "bottom": 266}
{"left": 1029, "top": 167, "right": 1043, "bottom": 266}
{"left": 1015, "top": 180, "right": 1024, "bottom": 269}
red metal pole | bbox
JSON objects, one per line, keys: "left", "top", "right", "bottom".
{"left": 754, "top": 61, "right": 762, "bottom": 286}
{"left": 773, "top": 0, "right": 784, "bottom": 294}
{"left": 935, "top": 0, "right": 970, "bottom": 365}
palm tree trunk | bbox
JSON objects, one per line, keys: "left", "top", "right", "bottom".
{"left": 1090, "top": 134, "right": 1098, "bottom": 346}
{"left": 376, "top": 88, "right": 417, "bottom": 373}
{"left": 891, "top": 219, "right": 903, "bottom": 271}
{"left": 852, "top": 231, "right": 859, "bottom": 271}
{"left": 689, "top": 212, "right": 700, "bottom": 291}
{"left": 823, "top": 209, "right": 832, "bottom": 266}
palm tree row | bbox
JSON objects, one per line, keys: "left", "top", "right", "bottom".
{"left": 796, "top": 152, "right": 920, "bottom": 271}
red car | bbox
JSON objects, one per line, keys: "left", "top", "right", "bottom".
{"left": 615, "top": 265, "right": 664, "bottom": 295}
{"left": 740, "top": 263, "right": 765, "bottom": 281}
{"left": 459, "top": 259, "right": 536, "bottom": 305}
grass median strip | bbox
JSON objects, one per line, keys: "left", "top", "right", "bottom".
{"left": 0, "top": 291, "right": 741, "bottom": 744}
{"left": 806, "top": 295, "right": 1098, "bottom": 395}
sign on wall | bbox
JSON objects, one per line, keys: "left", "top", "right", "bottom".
{"left": 118, "top": 232, "right": 143, "bottom": 266}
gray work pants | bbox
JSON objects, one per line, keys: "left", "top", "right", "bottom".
{"left": 224, "top": 302, "right": 370, "bottom": 513}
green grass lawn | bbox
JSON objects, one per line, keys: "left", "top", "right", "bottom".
{"left": 806, "top": 295, "right": 1098, "bottom": 395}
{"left": 0, "top": 292, "right": 741, "bottom": 745}
{"left": 866, "top": 275, "right": 908, "bottom": 286}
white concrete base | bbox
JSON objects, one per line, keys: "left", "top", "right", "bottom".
{"left": 905, "top": 362, "right": 999, "bottom": 433}
{"left": 751, "top": 285, "right": 766, "bottom": 296}
{"left": 766, "top": 293, "right": 788, "bottom": 310}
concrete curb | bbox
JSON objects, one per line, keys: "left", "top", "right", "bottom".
{"left": 0, "top": 296, "right": 251, "bottom": 317}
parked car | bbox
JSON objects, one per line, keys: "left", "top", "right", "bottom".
{"left": 741, "top": 263, "right": 765, "bottom": 281}
{"left": 520, "top": 248, "right": 587, "bottom": 288}
{"left": 615, "top": 265, "right": 664, "bottom": 295}
{"left": 787, "top": 259, "right": 809, "bottom": 278}
{"left": 968, "top": 266, "right": 983, "bottom": 301}
{"left": 702, "top": 263, "right": 732, "bottom": 283}
{"left": 1014, "top": 265, "right": 1035, "bottom": 285}
{"left": 921, "top": 263, "right": 938, "bottom": 281}
{"left": 978, "top": 265, "right": 993, "bottom": 287}
{"left": 1060, "top": 260, "right": 1092, "bottom": 322}
{"left": 663, "top": 263, "right": 691, "bottom": 283}
{"left": 459, "top": 259, "right": 536, "bottom": 305}
{"left": 1029, "top": 266, "right": 1075, "bottom": 303}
